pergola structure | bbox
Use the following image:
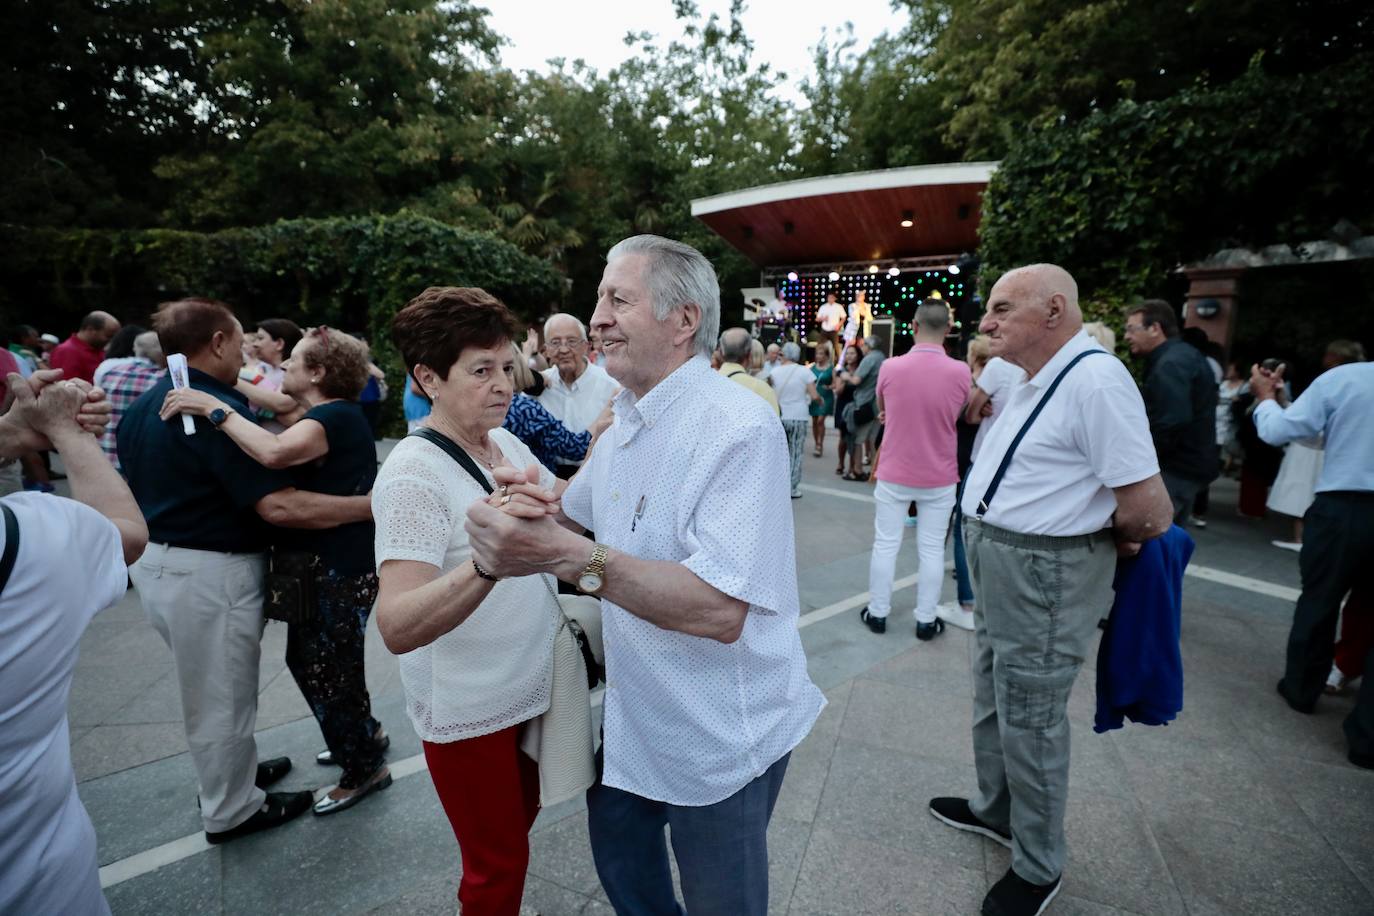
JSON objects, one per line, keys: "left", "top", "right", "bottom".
{"left": 691, "top": 162, "right": 997, "bottom": 350}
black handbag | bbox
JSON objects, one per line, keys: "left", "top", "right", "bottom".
{"left": 263, "top": 548, "right": 319, "bottom": 625}
{"left": 852, "top": 399, "right": 876, "bottom": 426}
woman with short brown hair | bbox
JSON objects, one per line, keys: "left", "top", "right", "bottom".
{"left": 373, "top": 286, "right": 606, "bottom": 915}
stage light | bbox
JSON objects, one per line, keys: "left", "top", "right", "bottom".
{"left": 828, "top": 271, "right": 840, "bottom": 281}
{"left": 900, "top": 210, "right": 914, "bottom": 228}
{"left": 887, "top": 266, "right": 900, "bottom": 277}
{"left": 787, "top": 271, "right": 798, "bottom": 282}
{"left": 868, "top": 264, "right": 879, "bottom": 274}
{"left": 948, "top": 264, "right": 961, "bottom": 275}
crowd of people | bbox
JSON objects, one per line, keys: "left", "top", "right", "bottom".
{"left": 0, "top": 233, "right": 1370, "bottom": 916}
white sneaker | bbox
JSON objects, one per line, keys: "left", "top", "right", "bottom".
{"left": 1326, "top": 664, "right": 1352, "bottom": 695}
{"left": 1271, "top": 540, "right": 1302, "bottom": 552}
{"left": 936, "top": 603, "right": 975, "bottom": 631}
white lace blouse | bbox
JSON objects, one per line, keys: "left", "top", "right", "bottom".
{"left": 373, "top": 428, "right": 559, "bottom": 744}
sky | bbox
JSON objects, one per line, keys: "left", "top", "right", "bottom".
{"left": 484, "top": 0, "right": 910, "bottom": 105}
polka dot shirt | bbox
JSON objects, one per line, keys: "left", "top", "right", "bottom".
{"left": 563, "top": 356, "right": 826, "bottom": 806}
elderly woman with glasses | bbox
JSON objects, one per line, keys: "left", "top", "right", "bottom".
{"left": 159, "top": 326, "right": 389, "bottom": 815}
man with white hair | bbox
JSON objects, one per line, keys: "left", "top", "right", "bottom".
{"left": 465, "top": 235, "right": 824, "bottom": 916}
{"left": 537, "top": 312, "right": 617, "bottom": 478}
{"left": 98, "top": 330, "right": 167, "bottom": 470}
{"left": 929, "top": 264, "right": 1172, "bottom": 916}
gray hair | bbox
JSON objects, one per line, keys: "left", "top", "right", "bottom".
{"left": 543, "top": 313, "right": 586, "bottom": 341}
{"left": 606, "top": 235, "right": 720, "bottom": 358}
{"left": 133, "top": 330, "right": 162, "bottom": 361}
{"left": 781, "top": 342, "right": 801, "bottom": 362}
{"left": 863, "top": 335, "right": 883, "bottom": 353}
{"left": 719, "top": 327, "right": 753, "bottom": 362}
{"left": 915, "top": 301, "right": 951, "bottom": 330}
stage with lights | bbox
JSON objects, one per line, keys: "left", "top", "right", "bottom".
{"left": 691, "top": 162, "right": 997, "bottom": 354}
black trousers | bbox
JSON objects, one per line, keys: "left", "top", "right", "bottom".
{"left": 1279, "top": 491, "right": 1374, "bottom": 755}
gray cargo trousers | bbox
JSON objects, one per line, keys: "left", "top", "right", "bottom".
{"left": 963, "top": 517, "right": 1116, "bottom": 885}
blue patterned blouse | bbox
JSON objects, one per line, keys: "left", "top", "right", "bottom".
{"left": 503, "top": 393, "right": 592, "bottom": 470}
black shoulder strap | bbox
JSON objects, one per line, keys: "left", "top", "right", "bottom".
{"left": 727, "top": 370, "right": 747, "bottom": 378}
{"left": 976, "top": 349, "right": 1111, "bottom": 518}
{"left": 0, "top": 503, "right": 19, "bottom": 595}
{"left": 407, "top": 428, "right": 494, "bottom": 495}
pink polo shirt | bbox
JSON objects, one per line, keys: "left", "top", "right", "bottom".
{"left": 875, "top": 343, "right": 971, "bottom": 488}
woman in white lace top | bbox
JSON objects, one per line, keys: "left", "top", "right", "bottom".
{"left": 373, "top": 287, "right": 607, "bottom": 915}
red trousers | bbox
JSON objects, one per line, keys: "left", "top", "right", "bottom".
{"left": 1335, "top": 584, "right": 1374, "bottom": 678}
{"left": 424, "top": 726, "right": 540, "bottom": 916}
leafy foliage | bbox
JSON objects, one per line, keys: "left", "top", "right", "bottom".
{"left": 977, "top": 53, "right": 1374, "bottom": 299}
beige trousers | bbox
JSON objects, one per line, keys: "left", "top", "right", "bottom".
{"left": 130, "top": 544, "right": 268, "bottom": 832}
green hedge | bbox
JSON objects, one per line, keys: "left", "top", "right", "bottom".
{"left": 1, "top": 212, "right": 565, "bottom": 432}
{"left": 977, "top": 52, "right": 1374, "bottom": 301}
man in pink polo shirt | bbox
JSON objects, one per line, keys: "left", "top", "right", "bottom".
{"left": 859, "top": 300, "right": 972, "bottom": 640}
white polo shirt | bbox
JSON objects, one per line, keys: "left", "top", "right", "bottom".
{"left": 539, "top": 362, "right": 617, "bottom": 435}
{"left": 562, "top": 356, "right": 826, "bottom": 806}
{"left": 961, "top": 332, "right": 1159, "bottom": 536}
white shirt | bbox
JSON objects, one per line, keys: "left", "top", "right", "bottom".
{"left": 961, "top": 332, "right": 1159, "bottom": 535}
{"left": 538, "top": 361, "right": 618, "bottom": 451}
{"left": 0, "top": 493, "right": 126, "bottom": 916}
{"left": 562, "top": 357, "right": 825, "bottom": 806}
{"left": 770, "top": 363, "right": 813, "bottom": 421}
{"left": 970, "top": 357, "right": 1026, "bottom": 463}
{"left": 816, "top": 301, "right": 846, "bottom": 333}
{"left": 373, "top": 429, "right": 559, "bottom": 743}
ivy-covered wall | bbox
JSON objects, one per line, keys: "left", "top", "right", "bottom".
{"left": 0, "top": 212, "right": 565, "bottom": 431}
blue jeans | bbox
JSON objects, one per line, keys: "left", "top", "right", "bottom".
{"left": 587, "top": 750, "right": 790, "bottom": 916}
{"left": 952, "top": 481, "right": 975, "bottom": 606}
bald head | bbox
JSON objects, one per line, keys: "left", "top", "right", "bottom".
{"left": 980, "top": 263, "right": 1085, "bottom": 373}
{"left": 78, "top": 310, "right": 121, "bottom": 347}
{"left": 719, "top": 327, "right": 753, "bottom": 364}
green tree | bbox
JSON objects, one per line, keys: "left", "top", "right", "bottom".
{"left": 153, "top": 0, "right": 506, "bottom": 228}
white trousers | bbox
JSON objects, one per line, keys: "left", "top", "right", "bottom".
{"left": 867, "top": 480, "right": 956, "bottom": 624}
{"left": 130, "top": 544, "right": 268, "bottom": 832}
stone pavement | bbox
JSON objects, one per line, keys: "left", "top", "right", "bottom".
{"left": 65, "top": 434, "right": 1374, "bottom": 915}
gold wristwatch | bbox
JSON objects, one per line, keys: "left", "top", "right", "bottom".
{"left": 577, "top": 543, "right": 609, "bottom": 594}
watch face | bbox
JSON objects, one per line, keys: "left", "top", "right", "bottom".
{"left": 209, "top": 408, "right": 227, "bottom": 426}
{"left": 578, "top": 573, "right": 603, "bottom": 594}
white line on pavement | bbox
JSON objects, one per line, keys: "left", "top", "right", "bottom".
{"left": 1184, "top": 564, "right": 1300, "bottom": 602}
{"left": 799, "top": 483, "right": 873, "bottom": 503}
{"left": 96, "top": 557, "right": 1296, "bottom": 890}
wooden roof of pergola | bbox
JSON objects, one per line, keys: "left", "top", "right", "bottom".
{"left": 690, "top": 162, "right": 997, "bottom": 268}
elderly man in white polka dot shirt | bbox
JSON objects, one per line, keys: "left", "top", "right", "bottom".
{"left": 466, "top": 234, "right": 826, "bottom": 916}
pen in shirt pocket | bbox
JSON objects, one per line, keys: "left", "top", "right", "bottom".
{"left": 631, "top": 495, "right": 646, "bottom": 531}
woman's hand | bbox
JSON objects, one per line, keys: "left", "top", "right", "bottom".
{"left": 589, "top": 399, "right": 616, "bottom": 439}
{"left": 486, "top": 463, "right": 560, "bottom": 519}
{"left": 159, "top": 388, "right": 228, "bottom": 421}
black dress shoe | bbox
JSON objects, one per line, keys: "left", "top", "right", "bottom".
{"left": 255, "top": 756, "right": 292, "bottom": 788}
{"left": 1276, "top": 678, "right": 1315, "bottom": 714}
{"left": 859, "top": 606, "right": 886, "bottom": 634}
{"left": 205, "top": 791, "right": 313, "bottom": 845}
{"left": 916, "top": 618, "right": 945, "bottom": 641}
{"left": 316, "top": 733, "right": 390, "bottom": 766}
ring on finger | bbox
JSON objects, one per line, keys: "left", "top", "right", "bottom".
{"left": 499, "top": 484, "right": 508, "bottom": 496}
{"left": 500, "top": 495, "right": 511, "bottom": 506}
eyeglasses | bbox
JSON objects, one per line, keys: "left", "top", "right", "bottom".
{"left": 1123, "top": 324, "right": 1145, "bottom": 334}
{"left": 546, "top": 338, "right": 585, "bottom": 351}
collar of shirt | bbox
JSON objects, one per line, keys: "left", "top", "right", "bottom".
{"left": 1024, "top": 330, "right": 1101, "bottom": 389}
{"left": 910, "top": 343, "right": 945, "bottom": 355}
{"left": 548, "top": 363, "right": 591, "bottom": 392}
{"left": 189, "top": 366, "right": 252, "bottom": 409}
{"left": 612, "top": 356, "right": 704, "bottom": 440}
{"left": 717, "top": 361, "right": 748, "bottom": 376}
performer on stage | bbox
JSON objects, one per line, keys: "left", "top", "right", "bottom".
{"left": 816, "top": 293, "right": 846, "bottom": 355}
{"left": 844, "top": 290, "right": 873, "bottom": 348}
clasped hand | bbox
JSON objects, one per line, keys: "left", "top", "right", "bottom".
{"left": 464, "top": 463, "right": 572, "bottom": 579}
{"left": 4, "top": 370, "right": 112, "bottom": 452}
